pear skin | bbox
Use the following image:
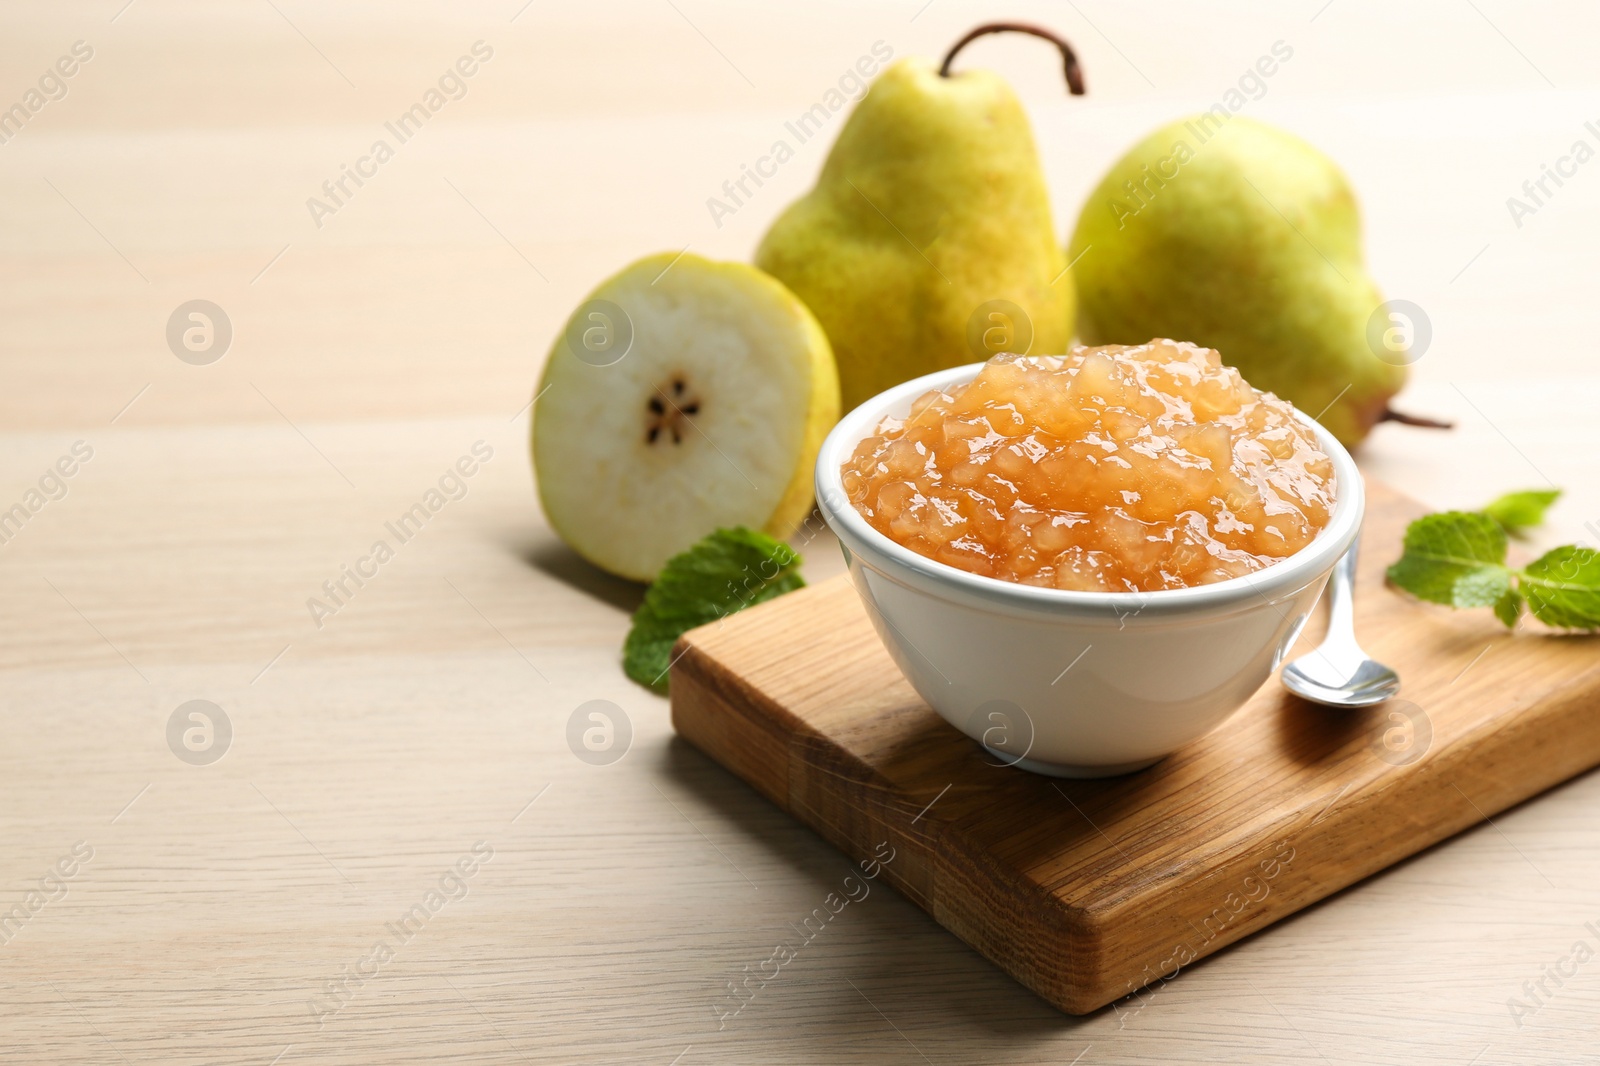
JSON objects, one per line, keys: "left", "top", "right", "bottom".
{"left": 757, "top": 55, "right": 1072, "bottom": 415}
{"left": 1070, "top": 115, "right": 1406, "bottom": 447}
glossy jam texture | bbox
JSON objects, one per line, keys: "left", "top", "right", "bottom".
{"left": 841, "top": 340, "right": 1337, "bottom": 592}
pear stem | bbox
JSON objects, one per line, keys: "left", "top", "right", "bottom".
{"left": 1379, "top": 407, "right": 1454, "bottom": 429}
{"left": 938, "top": 22, "right": 1086, "bottom": 95}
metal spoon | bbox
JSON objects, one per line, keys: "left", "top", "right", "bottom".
{"left": 1281, "top": 534, "right": 1401, "bottom": 707}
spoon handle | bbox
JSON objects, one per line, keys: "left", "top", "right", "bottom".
{"left": 1326, "top": 533, "right": 1360, "bottom": 633}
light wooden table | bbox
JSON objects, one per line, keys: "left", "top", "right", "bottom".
{"left": 2, "top": 2, "right": 1596, "bottom": 1063}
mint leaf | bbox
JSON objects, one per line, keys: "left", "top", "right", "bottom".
{"left": 623, "top": 527, "right": 804, "bottom": 693}
{"left": 1386, "top": 511, "right": 1511, "bottom": 608}
{"left": 1483, "top": 488, "right": 1561, "bottom": 535}
{"left": 1388, "top": 493, "right": 1599, "bottom": 631}
{"left": 1493, "top": 586, "right": 1523, "bottom": 629}
{"left": 1520, "top": 546, "right": 1600, "bottom": 630}
{"left": 1454, "top": 564, "right": 1515, "bottom": 608}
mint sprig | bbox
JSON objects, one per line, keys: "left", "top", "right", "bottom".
{"left": 1386, "top": 500, "right": 1600, "bottom": 630}
{"left": 1520, "top": 546, "right": 1600, "bottom": 629}
{"left": 1386, "top": 511, "right": 1510, "bottom": 608}
{"left": 1482, "top": 488, "right": 1561, "bottom": 536}
{"left": 623, "top": 527, "right": 805, "bottom": 693}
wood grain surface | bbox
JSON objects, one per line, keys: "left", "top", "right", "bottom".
{"left": 670, "top": 480, "right": 1600, "bottom": 1015}
{"left": 1, "top": 1, "right": 1598, "bottom": 1063}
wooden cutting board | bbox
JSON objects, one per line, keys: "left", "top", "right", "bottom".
{"left": 669, "top": 480, "right": 1600, "bottom": 1015}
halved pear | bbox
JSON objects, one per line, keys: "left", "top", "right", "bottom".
{"left": 532, "top": 252, "right": 840, "bottom": 582}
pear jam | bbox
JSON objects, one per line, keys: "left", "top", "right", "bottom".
{"left": 841, "top": 340, "right": 1336, "bottom": 592}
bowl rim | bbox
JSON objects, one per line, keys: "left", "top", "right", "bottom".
{"left": 814, "top": 358, "right": 1365, "bottom": 620}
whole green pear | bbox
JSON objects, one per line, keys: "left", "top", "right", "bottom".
{"left": 757, "top": 53, "right": 1073, "bottom": 414}
{"left": 1069, "top": 115, "right": 1406, "bottom": 447}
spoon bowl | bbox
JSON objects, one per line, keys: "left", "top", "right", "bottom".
{"left": 1281, "top": 534, "right": 1400, "bottom": 708}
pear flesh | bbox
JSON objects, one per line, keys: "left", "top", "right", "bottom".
{"left": 1070, "top": 115, "right": 1405, "bottom": 447}
{"left": 758, "top": 55, "right": 1073, "bottom": 415}
{"left": 532, "top": 252, "right": 839, "bottom": 582}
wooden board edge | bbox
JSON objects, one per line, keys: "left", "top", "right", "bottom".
{"left": 672, "top": 635, "right": 1101, "bottom": 1013}
{"left": 1088, "top": 671, "right": 1600, "bottom": 1011}
{"left": 670, "top": 630, "right": 954, "bottom": 917}
{"left": 926, "top": 819, "right": 1103, "bottom": 1013}
{"left": 669, "top": 635, "right": 797, "bottom": 811}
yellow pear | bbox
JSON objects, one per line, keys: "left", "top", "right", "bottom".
{"left": 1071, "top": 116, "right": 1447, "bottom": 446}
{"left": 757, "top": 24, "right": 1084, "bottom": 414}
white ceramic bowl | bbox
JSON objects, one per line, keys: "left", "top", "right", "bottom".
{"left": 815, "top": 362, "right": 1364, "bottom": 778}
